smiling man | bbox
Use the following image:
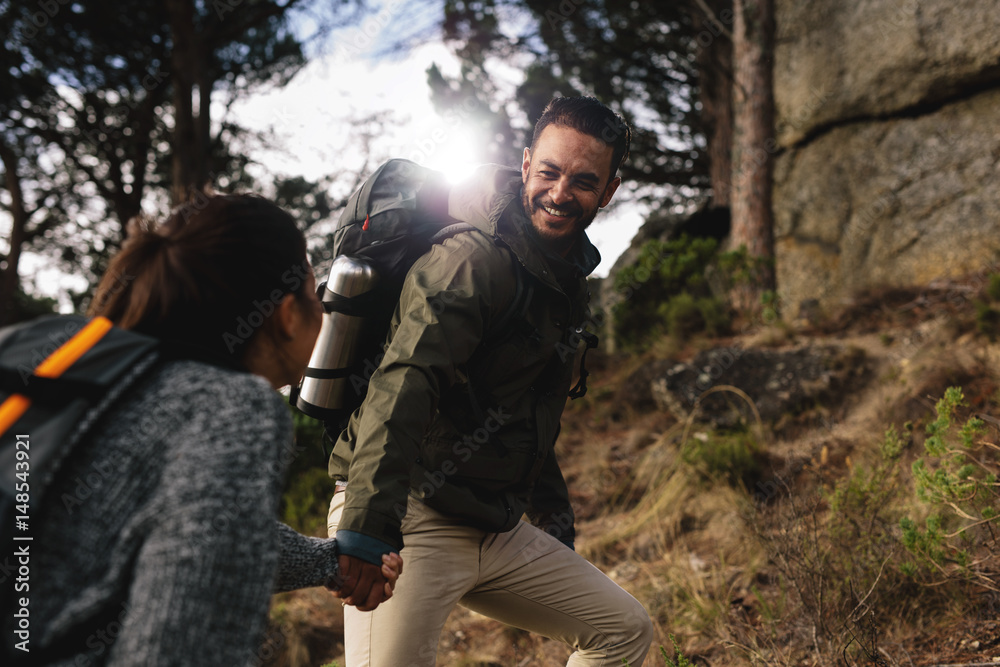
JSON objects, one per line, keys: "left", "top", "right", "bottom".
{"left": 522, "top": 121, "right": 622, "bottom": 255}
{"left": 326, "top": 96, "right": 654, "bottom": 666}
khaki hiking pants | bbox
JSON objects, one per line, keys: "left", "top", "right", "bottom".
{"left": 328, "top": 493, "right": 654, "bottom": 667}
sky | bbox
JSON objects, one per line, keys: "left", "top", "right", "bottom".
{"left": 15, "top": 1, "right": 646, "bottom": 305}
{"left": 229, "top": 11, "right": 644, "bottom": 278}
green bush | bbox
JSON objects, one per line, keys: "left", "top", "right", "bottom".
{"left": 986, "top": 273, "right": 1000, "bottom": 301}
{"left": 900, "top": 387, "right": 998, "bottom": 588}
{"left": 661, "top": 292, "right": 728, "bottom": 339}
{"left": 681, "top": 428, "right": 762, "bottom": 487}
{"left": 611, "top": 235, "right": 729, "bottom": 350}
{"left": 974, "top": 300, "right": 1000, "bottom": 338}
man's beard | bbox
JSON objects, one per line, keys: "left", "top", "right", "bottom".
{"left": 521, "top": 192, "right": 599, "bottom": 240}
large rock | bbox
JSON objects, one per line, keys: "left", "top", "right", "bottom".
{"left": 773, "top": 87, "right": 1000, "bottom": 313}
{"left": 637, "top": 345, "right": 868, "bottom": 427}
{"left": 774, "top": 0, "right": 1000, "bottom": 147}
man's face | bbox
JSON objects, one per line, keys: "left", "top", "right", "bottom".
{"left": 521, "top": 124, "right": 621, "bottom": 255}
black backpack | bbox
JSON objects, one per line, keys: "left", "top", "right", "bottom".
{"left": 0, "top": 315, "right": 160, "bottom": 550}
{"left": 293, "top": 159, "right": 533, "bottom": 433}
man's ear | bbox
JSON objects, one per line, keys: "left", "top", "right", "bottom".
{"left": 599, "top": 176, "right": 621, "bottom": 208}
{"left": 521, "top": 147, "right": 531, "bottom": 183}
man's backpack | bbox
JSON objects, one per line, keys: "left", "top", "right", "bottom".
{"left": 0, "top": 315, "right": 160, "bottom": 547}
{"left": 293, "top": 159, "right": 532, "bottom": 432}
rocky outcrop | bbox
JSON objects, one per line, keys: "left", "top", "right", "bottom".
{"left": 772, "top": 0, "right": 1000, "bottom": 314}
{"left": 625, "top": 344, "right": 869, "bottom": 427}
{"left": 774, "top": 87, "right": 1000, "bottom": 312}
{"left": 774, "top": 0, "right": 1000, "bottom": 147}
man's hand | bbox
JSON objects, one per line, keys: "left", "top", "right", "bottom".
{"left": 329, "top": 553, "right": 403, "bottom": 611}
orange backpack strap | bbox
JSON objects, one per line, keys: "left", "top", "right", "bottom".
{"left": 0, "top": 317, "right": 113, "bottom": 436}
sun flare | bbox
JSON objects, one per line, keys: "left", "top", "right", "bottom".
{"left": 405, "top": 123, "right": 484, "bottom": 185}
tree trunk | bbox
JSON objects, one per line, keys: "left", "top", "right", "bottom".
{"left": 694, "top": 0, "right": 734, "bottom": 210}
{"left": 730, "top": 0, "right": 776, "bottom": 310}
{"left": 0, "top": 140, "right": 29, "bottom": 326}
{"left": 166, "top": 0, "right": 203, "bottom": 204}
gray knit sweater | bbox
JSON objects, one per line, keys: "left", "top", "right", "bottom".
{"left": 17, "top": 361, "right": 340, "bottom": 666}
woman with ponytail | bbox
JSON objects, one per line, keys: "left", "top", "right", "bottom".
{"left": 17, "top": 194, "right": 401, "bottom": 666}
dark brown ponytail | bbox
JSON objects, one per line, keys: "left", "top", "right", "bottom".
{"left": 89, "top": 194, "right": 310, "bottom": 364}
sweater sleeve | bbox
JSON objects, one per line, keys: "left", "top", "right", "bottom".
{"left": 272, "top": 522, "right": 341, "bottom": 592}
{"left": 105, "top": 374, "right": 290, "bottom": 667}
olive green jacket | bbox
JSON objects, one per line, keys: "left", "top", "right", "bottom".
{"left": 328, "top": 164, "right": 599, "bottom": 556}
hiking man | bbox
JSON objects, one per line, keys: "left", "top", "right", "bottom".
{"left": 326, "top": 96, "right": 654, "bottom": 666}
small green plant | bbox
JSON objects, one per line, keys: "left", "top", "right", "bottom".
{"left": 827, "top": 428, "right": 902, "bottom": 539}
{"left": 973, "top": 299, "right": 1000, "bottom": 338}
{"left": 621, "top": 635, "right": 692, "bottom": 667}
{"left": 612, "top": 235, "right": 729, "bottom": 350}
{"left": 660, "top": 635, "right": 693, "bottom": 667}
{"left": 986, "top": 273, "right": 1000, "bottom": 301}
{"left": 681, "top": 427, "right": 762, "bottom": 487}
{"left": 662, "top": 291, "right": 729, "bottom": 339}
{"left": 715, "top": 245, "right": 777, "bottom": 317}
{"left": 900, "top": 387, "right": 999, "bottom": 589}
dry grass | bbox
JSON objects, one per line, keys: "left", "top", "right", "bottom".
{"left": 264, "top": 278, "right": 1000, "bottom": 667}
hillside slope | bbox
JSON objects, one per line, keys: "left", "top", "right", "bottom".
{"left": 266, "top": 278, "right": 1000, "bottom": 667}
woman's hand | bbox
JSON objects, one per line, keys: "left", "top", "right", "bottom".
{"left": 329, "top": 552, "right": 403, "bottom": 611}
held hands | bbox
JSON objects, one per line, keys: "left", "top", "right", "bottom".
{"left": 329, "top": 553, "right": 403, "bottom": 611}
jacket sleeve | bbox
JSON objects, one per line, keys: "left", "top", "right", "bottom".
{"left": 525, "top": 438, "right": 576, "bottom": 550}
{"left": 335, "top": 234, "right": 516, "bottom": 553}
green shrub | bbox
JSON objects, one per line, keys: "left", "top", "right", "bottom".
{"left": 611, "top": 235, "right": 729, "bottom": 350}
{"left": 621, "top": 636, "right": 692, "bottom": 667}
{"left": 901, "top": 387, "right": 998, "bottom": 588}
{"left": 974, "top": 300, "right": 1000, "bottom": 338}
{"left": 661, "top": 292, "right": 728, "bottom": 339}
{"left": 681, "top": 428, "right": 762, "bottom": 487}
{"left": 986, "top": 273, "right": 1000, "bottom": 301}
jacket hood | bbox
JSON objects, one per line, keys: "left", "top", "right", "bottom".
{"left": 448, "top": 164, "right": 602, "bottom": 284}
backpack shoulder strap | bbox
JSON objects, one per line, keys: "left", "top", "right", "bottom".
{"left": 427, "top": 222, "right": 534, "bottom": 346}
{"left": 0, "top": 316, "right": 161, "bottom": 503}
{"left": 0, "top": 316, "right": 114, "bottom": 434}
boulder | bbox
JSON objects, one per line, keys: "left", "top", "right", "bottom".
{"left": 635, "top": 345, "right": 868, "bottom": 427}
{"left": 774, "top": 0, "right": 1000, "bottom": 147}
{"left": 773, "top": 87, "right": 1000, "bottom": 313}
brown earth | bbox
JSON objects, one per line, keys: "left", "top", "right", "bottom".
{"left": 264, "top": 277, "right": 1000, "bottom": 667}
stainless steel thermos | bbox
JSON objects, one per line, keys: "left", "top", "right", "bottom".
{"left": 295, "top": 255, "right": 379, "bottom": 420}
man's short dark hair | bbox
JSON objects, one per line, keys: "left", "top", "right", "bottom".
{"left": 530, "top": 96, "right": 631, "bottom": 179}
